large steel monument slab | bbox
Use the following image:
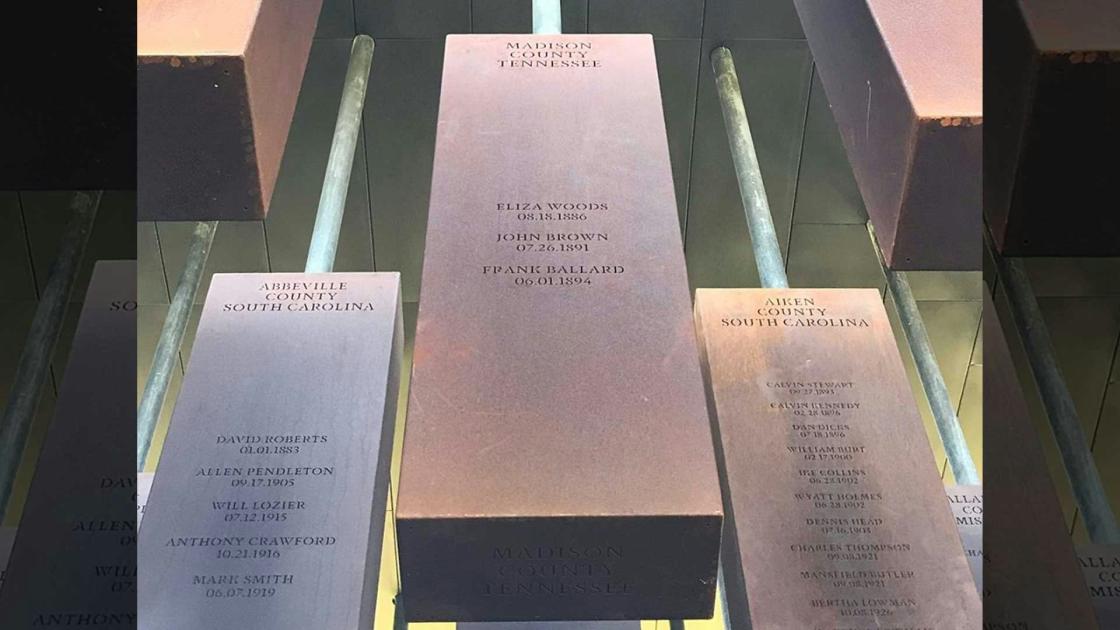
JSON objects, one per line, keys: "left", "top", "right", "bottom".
{"left": 396, "top": 34, "right": 723, "bottom": 622}
{"left": 694, "top": 288, "right": 981, "bottom": 628}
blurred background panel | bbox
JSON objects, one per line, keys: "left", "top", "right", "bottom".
{"left": 0, "top": 5, "right": 134, "bottom": 190}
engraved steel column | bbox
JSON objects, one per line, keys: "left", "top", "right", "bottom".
{"left": 305, "top": 34, "right": 376, "bottom": 273}
{"left": 995, "top": 250, "right": 1120, "bottom": 544}
{"left": 136, "top": 220, "right": 216, "bottom": 470}
{"left": 0, "top": 191, "right": 101, "bottom": 516}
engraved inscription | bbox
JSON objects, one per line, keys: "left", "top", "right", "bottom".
{"left": 946, "top": 487, "right": 983, "bottom": 592}
{"left": 698, "top": 289, "right": 980, "bottom": 627}
{"left": 498, "top": 41, "right": 602, "bottom": 69}
{"left": 221, "top": 282, "right": 376, "bottom": 313}
{"left": 481, "top": 201, "right": 626, "bottom": 288}
{"left": 481, "top": 544, "right": 632, "bottom": 598}
{"left": 1079, "top": 545, "right": 1120, "bottom": 626}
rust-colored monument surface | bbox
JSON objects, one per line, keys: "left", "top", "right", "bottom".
{"left": 694, "top": 288, "right": 981, "bottom": 628}
{"left": 137, "top": 0, "right": 322, "bottom": 220}
{"left": 396, "top": 35, "right": 723, "bottom": 622}
{"left": 139, "top": 273, "right": 402, "bottom": 629}
{"left": 793, "top": 0, "right": 981, "bottom": 270}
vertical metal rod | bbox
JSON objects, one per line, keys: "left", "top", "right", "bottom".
{"left": 0, "top": 191, "right": 101, "bottom": 515}
{"left": 885, "top": 270, "right": 980, "bottom": 484}
{"left": 533, "top": 0, "right": 562, "bottom": 34}
{"left": 136, "top": 221, "right": 217, "bottom": 471}
{"left": 711, "top": 46, "right": 789, "bottom": 290}
{"left": 306, "top": 35, "right": 376, "bottom": 273}
{"left": 997, "top": 255, "right": 1120, "bottom": 543}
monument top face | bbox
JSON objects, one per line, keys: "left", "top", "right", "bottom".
{"left": 138, "top": 0, "right": 266, "bottom": 56}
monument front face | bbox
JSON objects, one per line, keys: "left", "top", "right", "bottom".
{"left": 396, "top": 34, "right": 723, "bottom": 622}
{"left": 139, "top": 272, "right": 402, "bottom": 630}
{"left": 694, "top": 288, "right": 981, "bottom": 628}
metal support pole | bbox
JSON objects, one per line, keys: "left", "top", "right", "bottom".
{"left": 885, "top": 269, "right": 980, "bottom": 485}
{"left": 136, "top": 221, "right": 216, "bottom": 471}
{"left": 711, "top": 46, "right": 789, "bottom": 289}
{"left": 306, "top": 35, "right": 376, "bottom": 273}
{"left": 533, "top": 0, "right": 562, "bottom": 34}
{"left": 0, "top": 191, "right": 101, "bottom": 515}
{"left": 996, "top": 254, "right": 1120, "bottom": 543}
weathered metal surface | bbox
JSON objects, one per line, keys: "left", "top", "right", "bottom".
{"left": 137, "top": 0, "right": 323, "bottom": 220}
{"left": 793, "top": 0, "right": 981, "bottom": 270}
{"left": 985, "top": 0, "right": 1120, "bottom": 255}
{"left": 694, "top": 288, "right": 981, "bottom": 628}
{"left": 0, "top": 261, "right": 136, "bottom": 628}
{"left": 0, "top": 191, "right": 100, "bottom": 513}
{"left": 139, "top": 272, "right": 402, "bottom": 629}
{"left": 396, "top": 35, "right": 722, "bottom": 622}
